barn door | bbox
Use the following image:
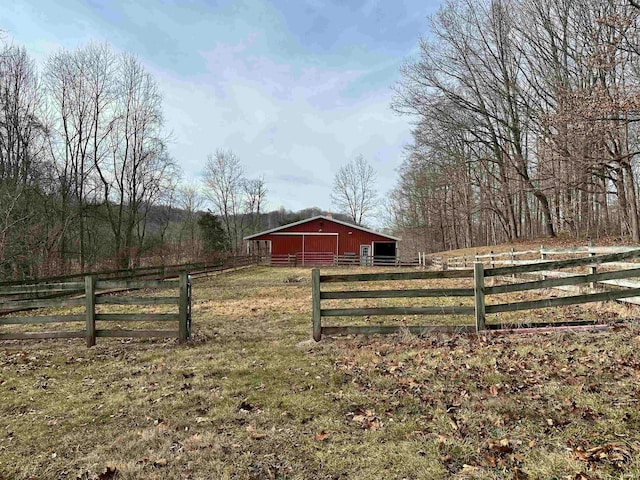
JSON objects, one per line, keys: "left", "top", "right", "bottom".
{"left": 360, "top": 244, "right": 371, "bottom": 266}
{"left": 302, "top": 235, "right": 336, "bottom": 266}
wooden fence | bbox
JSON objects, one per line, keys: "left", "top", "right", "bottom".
{"left": 436, "top": 244, "right": 640, "bottom": 305}
{"left": 431, "top": 244, "right": 640, "bottom": 270}
{"left": 264, "top": 254, "right": 420, "bottom": 267}
{"left": 0, "top": 273, "right": 192, "bottom": 346}
{"left": 311, "top": 248, "right": 640, "bottom": 341}
{"left": 0, "top": 256, "right": 258, "bottom": 287}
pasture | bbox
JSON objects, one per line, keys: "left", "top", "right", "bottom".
{"left": 1, "top": 266, "right": 639, "bottom": 479}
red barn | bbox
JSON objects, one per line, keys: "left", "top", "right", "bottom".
{"left": 244, "top": 215, "right": 398, "bottom": 266}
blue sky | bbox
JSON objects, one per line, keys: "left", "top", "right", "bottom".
{"left": 2, "top": 0, "right": 441, "bottom": 222}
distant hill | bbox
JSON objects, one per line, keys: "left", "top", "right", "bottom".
{"left": 258, "top": 207, "right": 354, "bottom": 230}
{"left": 143, "top": 204, "right": 356, "bottom": 236}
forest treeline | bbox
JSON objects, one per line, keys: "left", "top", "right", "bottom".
{"left": 8, "top": 0, "right": 638, "bottom": 277}
{"left": 0, "top": 41, "right": 183, "bottom": 279}
{"left": 0, "top": 32, "right": 359, "bottom": 280}
{"left": 0, "top": 41, "right": 264, "bottom": 280}
{"left": 391, "top": 0, "right": 640, "bottom": 253}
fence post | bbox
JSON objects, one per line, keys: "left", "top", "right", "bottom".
{"left": 474, "top": 263, "right": 486, "bottom": 332}
{"left": 187, "top": 275, "right": 192, "bottom": 338}
{"left": 588, "top": 241, "right": 596, "bottom": 291}
{"left": 312, "top": 268, "right": 321, "bottom": 342}
{"left": 489, "top": 250, "right": 495, "bottom": 269}
{"left": 179, "top": 271, "right": 189, "bottom": 343}
{"left": 540, "top": 245, "right": 547, "bottom": 280}
{"left": 510, "top": 248, "right": 516, "bottom": 279}
{"left": 85, "top": 275, "right": 96, "bottom": 347}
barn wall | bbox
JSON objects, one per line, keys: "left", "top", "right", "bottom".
{"left": 249, "top": 218, "right": 396, "bottom": 256}
{"left": 270, "top": 235, "right": 302, "bottom": 256}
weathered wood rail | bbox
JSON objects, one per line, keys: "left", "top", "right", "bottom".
{"left": 311, "top": 269, "right": 477, "bottom": 341}
{"left": 0, "top": 273, "right": 192, "bottom": 346}
{"left": 433, "top": 244, "right": 640, "bottom": 270}
{"left": 0, "top": 256, "right": 258, "bottom": 288}
{"left": 437, "top": 244, "right": 640, "bottom": 305}
{"left": 264, "top": 254, "right": 420, "bottom": 267}
{"left": 311, "top": 248, "right": 640, "bottom": 341}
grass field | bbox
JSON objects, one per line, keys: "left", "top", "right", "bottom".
{"left": 1, "top": 266, "right": 640, "bottom": 479}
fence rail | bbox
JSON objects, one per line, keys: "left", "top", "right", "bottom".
{"left": 432, "top": 244, "right": 640, "bottom": 270}
{"left": 0, "top": 256, "right": 258, "bottom": 287}
{"left": 0, "top": 273, "right": 192, "bottom": 346}
{"left": 435, "top": 244, "right": 640, "bottom": 305}
{"left": 311, "top": 248, "right": 640, "bottom": 341}
{"left": 263, "top": 254, "right": 420, "bottom": 267}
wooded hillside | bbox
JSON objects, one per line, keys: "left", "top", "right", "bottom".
{"left": 391, "top": 0, "right": 640, "bottom": 253}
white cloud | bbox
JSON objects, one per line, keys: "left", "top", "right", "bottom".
{"left": 5, "top": 0, "right": 421, "bottom": 225}
{"left": 155, "top": 42, "right": 411, "bottom": 221}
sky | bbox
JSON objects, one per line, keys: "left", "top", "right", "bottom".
{"left": 1, "top": 0, "right": 442, "bottom": 224}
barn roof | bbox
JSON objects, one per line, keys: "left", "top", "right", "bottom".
{"left": 244, "top": 215, "right": 399, "bottom": 241}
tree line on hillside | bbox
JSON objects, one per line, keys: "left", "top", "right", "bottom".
{"left": 0, "top": 38, "right": 272, "bottom": 280}
{"left": 0, "top": 29, "right": 359, "bottom": 281}
{"left": 0, "top": 40, "right": 180, "bottom": 279}
{"left": 391, "top": 0, "right": 640, "bottom": 253}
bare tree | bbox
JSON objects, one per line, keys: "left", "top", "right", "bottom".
{"left": 0, "top": 37, "right": 183, "bottom": 278}
{"left": 45, "top": 43, "right": 117, "bottom": 270}
{"left": 91, "top": 52, "right": 170, "bottom": 267}
{"left": 0, "top": 45, "right": 46, "bottom": 186}
{"left": 243, "top": 176, "right": 267, "bottom": 234}
{"left": 389, "top": 0, "right": 640, "bottom": 251}
{"left": 178, "top": 182, "right": 205, "bottom": 258}
{"left": 203, "top": 149, "right": 245, "bottom": 253}
{"left": 203, "top": 150, "right": 269, "bottom": 253}
{"left": 331, "top": 155, "right": 377, "bottom": 225}
{"left": 0, "top": 44, "right": 51, "bottom": 278}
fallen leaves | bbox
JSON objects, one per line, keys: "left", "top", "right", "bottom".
{"left": 237, "top": 399, "right": 258, "bottom": 413}
{"left": 347, "top": 408, "right": 383, "bottom": 430}
{"left": 4, "top": 268, "right": 640, "bottom": 479}
{"left": 246, "top": 424, "right": 267, "bottom": 440}
{"left": 153, "top": 458, "right": 168, "bottom": 467}
{"left": 572, "top": 443, "right": 632, "bottom": 469}
{"left": 75, "top": 465, "right": 117, "bottom": 480}
{"left": 313, "top": 430, "right": 331, "bottom": 442}
{"left": 487, "top": 437, "right": 513, "bottom": 455}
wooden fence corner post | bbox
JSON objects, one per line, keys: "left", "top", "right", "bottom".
{"left": 179, "top": 271, "right": 189, "bottom": 343}
{"left": 588, "top": 241, "right": 596, "bottom": 291}
{"left": 85, "top": 275, "right": 96, "bottom": 347}
{"left": 473, "top": 263, "right": 486, "bottom": 333}
{"left": 312, "top": 268, "right": 321, "bottom": 342}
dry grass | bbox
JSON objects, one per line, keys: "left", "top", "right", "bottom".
{"left": 433, "top": 234, "right": 640, "bottom": 259}
{"left": 0, "top": 266, "right": 639, "bottom": 479}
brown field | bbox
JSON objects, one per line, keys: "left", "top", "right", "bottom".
{"left": 1, "top": 265, "right": 640, "bottom": 479}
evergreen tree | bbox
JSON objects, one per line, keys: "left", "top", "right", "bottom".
{"left": 198, "top": 212, "right": 229, "bottom": 253}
